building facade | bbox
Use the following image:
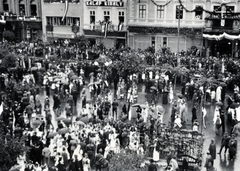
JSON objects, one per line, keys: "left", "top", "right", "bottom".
{"left": 127, "top": 0, "right": 205, "bottom": 53}
{"left": 0, "top": 0, "right": 42, "bottom": 41}
{"left": 203, "top": 0, "right": 240, "bottom": 58}
{"left": 41, "top": 0, "right": 83, "bottom": 40}
{"left": 82, "top": 0, "right": 128, "bottom": 48}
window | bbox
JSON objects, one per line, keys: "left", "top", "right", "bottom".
{"left": 46, "top": 17, "right": 53, "bottom": 25}
{"left": 104, "top": 11, "right": 110, "bottom": 22}
{"left": 157, "top": 6, "right": 164, "bottom": 19}
{"left": 90, "top": 11, "right": 95, "bottom": 24}
{"left": 139, "top": 5, "right": 146, "bottom": 18}
{"left": 19, "top": 4, "right": 25, "bottom": 16}
{"left": 46, "top": 17, "right": 80, "bottom": 26}
{"left": 176, "top": 5, "right": 183, "bottom": 19}
{"left": 119, "top": 11, "right": 124, "bottom": 23}
{"left": 3, "top": 0, "right": 9, "bottom": 12}
{"left": 163, "top": 37, "right": 167, "bottom": 46}
{"left": 151, "top": 36, "right": 155, "bottom": 47}
{"left": 30, "top": 4, "right": 37, "bottom": 16}
{"left": 195, "top": 6, "right": 203, "bottom": 20}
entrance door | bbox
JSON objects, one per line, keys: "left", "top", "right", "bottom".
{"left": 116, "top": 39, "right": 125, "bottom": 49}
{"left": 211, "top": 39, "right": 232, "bottom": 57}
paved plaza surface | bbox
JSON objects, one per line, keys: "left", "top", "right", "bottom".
{"left": 38, "top": 81, "right": 240, "bottom": 171}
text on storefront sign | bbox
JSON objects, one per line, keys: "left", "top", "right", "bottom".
{"left": 86, "top": 1, "right": 124, "bottom": 7}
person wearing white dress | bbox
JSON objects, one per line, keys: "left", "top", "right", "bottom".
{"left": 82, "top": 153, "right": 91, "bottom": 171}
{"left": 152, "top": 139, "right": 159, "bottom": 162}
{"left": 169, "top": 86, "right": 174, "bottom": 103}
{"left": 215, "top": 86, "right": 222, "bottom": 102}
{"left": 202, "top": 106, "right": 207, "bottom": 128}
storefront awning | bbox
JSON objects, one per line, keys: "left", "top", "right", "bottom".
{"left": 203, "top": 32, "right": 240, "bottom": 40}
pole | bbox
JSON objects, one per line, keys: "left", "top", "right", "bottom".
{"left": 177, "top": 17, "right": 180, "bottom": 66}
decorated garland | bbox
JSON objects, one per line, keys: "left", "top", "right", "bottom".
{"left": 203, "top": 32, "right": 240, "bottom": 40}
{"left": 178, "top": 0, "right": 240, "bottom": 15}
{"left": 150, "top": 0, "right": 172, "bottom": 7}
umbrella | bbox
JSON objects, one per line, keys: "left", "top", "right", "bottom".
{"left": 47, "top": 132, "right": 57, "bottom": 138}
{"left": 177, "top": 93, "right": 184, "bottom": 98}
{"left": 230, "top": 102, "right": 239, "bottom": 109}
{"left": 62, "top": 118, "right": 72, "bottom": 125}
{"left": 219, "top": 82, "right": 227, "bottom": 87}
{"left": 58, "top": 128, "right": 69, "bottom": 135}
{"left": 215, "top": 101, "right": 223, "bottom": 106}
{"left": 70, "top": 75, "right": 78, "bottom": 80}
{"left": 70, "top": 139, "right": 78, "bottom": 145}
{"left": 140, "top": 104, "right": 148, "bottom": 109}
{"left": 32, "top": 120, "right": 42, "bottom": 127}
{"left": 9, "top": 165, "right": 22, "bottom": 171}
{"left": 56, "top": 117, "right": 65, "bottom": 121}
{"left": 132, "top": 104, "right": 141, "bottom": 107}
{"left": 89, "top": 72, "right": 94, "bottom": 76}
{"left": 157, "top": 105, "right": 165, "bottom": 114}
{"left": 150, "top": 86, "right": 158, "bottom": 91}
{"left": 76, "top": 120, "right": 86, "bottom": 126}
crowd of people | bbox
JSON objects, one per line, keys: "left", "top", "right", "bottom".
{"left": 1, "top": 40, "right": 240, "bottom": 171}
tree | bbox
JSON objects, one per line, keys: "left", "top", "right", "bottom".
{"left": 111, "top": 52, "right": 144, "bottom": 81}
{"left": 1, "top": 54, "right": 18, "bottom": 68}
{"left": 0, "top": 122, "right": 29, "bottom": 171}
{"left": 2, "top": 30, "right": 15, "bottom": 42}
{"left": 108, "top": 151, "right": 146, "bottom": 171}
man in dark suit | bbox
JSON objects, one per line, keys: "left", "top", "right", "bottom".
{"left": 112, "top": 98, "right": 118, "bottom": 120}
{"left": 148, "top": 159, "right": 157, "bottom": 171}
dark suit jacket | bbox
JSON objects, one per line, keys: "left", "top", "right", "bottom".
{"left": 148, "top": 163, "right": 157, "bottom": 171}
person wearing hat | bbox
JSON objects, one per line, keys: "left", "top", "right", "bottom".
{"left": 148, "top": 159, "right": 157, "bottom": 171}
{"left": 204, "top": 151, "right": 213, "bottom": 171}
{"left": 208, "top": 139, "right": 216, "bottom": 165}
{"left": 218, "top": 132, "right": 230, "bottom": 155}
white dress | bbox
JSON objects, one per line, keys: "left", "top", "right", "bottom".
{"left": 152, "top": 142, "right": 159, "bottom": 161}
{"left": 215, "top": 86, "right": 222, "bottom": 102}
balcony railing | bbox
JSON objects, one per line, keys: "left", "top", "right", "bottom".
{"left": 83, "top": 24, "right": 126, "bottom": 32}
{"left": 128, "top": 17, "right": 205, "bottom": 27}
{"left": 44, "top": 0, "right": 80, "bottom": 3}
{"left": 5, "top": 15, "right": 41, "bottom": 21}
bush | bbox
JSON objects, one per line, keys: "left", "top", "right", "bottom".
{"left": 3, "top": 30, "right": 15, "bottom": 42}
{"left": 108, "top": 150, "right": 146, "bottom": 171}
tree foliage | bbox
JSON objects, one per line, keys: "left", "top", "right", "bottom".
{"left": 3, "top": 30, "right": 15, "bottom": 42}
{"left": 1, "top": 54, "right": 18, "bottom": 68}
{"left": 111, "top": 53, "right": 144, "bottom": 79}
{"left": 0, "top": 122, "right": 29, "bottom": 171}
{"left": 108, "top": 151, "right": 146, "bottom": 171}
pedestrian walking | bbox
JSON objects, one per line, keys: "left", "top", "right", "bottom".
{"left": 208, "top": 139, "right": 216, "bottom": 166}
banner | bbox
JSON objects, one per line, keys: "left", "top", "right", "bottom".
{"left": 61, "top": 0, "right": 69, "bottom": 22}
{"left": 203, "top": 32, "right": 240, "bottom": 40}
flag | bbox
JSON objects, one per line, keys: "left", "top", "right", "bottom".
{"left": 118, "top": 22, "right": 123, "bottom": 31}
{"left": 61, "top": 0, "right": 69, "bottom": 22}
{"left": 104, "top": 21, "right": 110, "bottom": 38}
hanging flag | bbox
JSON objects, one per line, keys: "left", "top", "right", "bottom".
{"left": 104, "top": 21, "right": 110, "bottom": 38}
{"left": 118, "top": 22, "right": 123, "bottom": 31}
{"left": 61, "top": 0, "right": 69, "bottom": 22}
{"left": 221, "top": 4, "right": 226, "bottom": 27}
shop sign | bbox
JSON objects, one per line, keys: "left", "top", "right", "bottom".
{"left": 86, "top": 1, "right": 124, "bottom": 7}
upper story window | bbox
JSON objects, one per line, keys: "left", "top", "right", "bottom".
{"left": 3, "top": 0, "right": 9, "bottom": 12}
{"left": 139, "top": 5, "right": 146, "bottom": 18}
{"left": 119, "top": 11, "right": 124, "bottom": 23}
{"left": 19, "top": 4, "right": 25, "bottom": 16}
{"left": 90, "top": 11, "right": 95, "bottom": 24}
{"left": 47, "top": 17, "right": 80, "bottom": 26}
{"left": 157, "top": 6, "right": 164, "bottom": 19}
{"left": 195, "top": 6, "right": 203, "bottom": 20}
{"left": 104, "top": 11, "right": 110, "bottom": 22}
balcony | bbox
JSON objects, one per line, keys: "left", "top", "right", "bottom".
{"left": 6, "top": 15, "right": 41, "bottom": 21}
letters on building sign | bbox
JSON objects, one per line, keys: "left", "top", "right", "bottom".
{"left": 86, "top": 1, "right": 124, "bottom": 7}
